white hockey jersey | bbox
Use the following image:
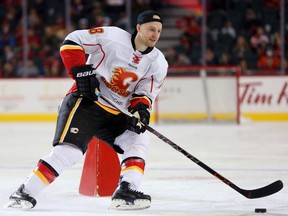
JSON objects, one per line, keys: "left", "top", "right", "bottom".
{"left": 60, "top": 26, "right": 168, "bottom": 111}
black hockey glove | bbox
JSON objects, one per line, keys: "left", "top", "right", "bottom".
{"left": 71, "top": 64, "right": 99, "bottom": 101}
{"left": 127, "top": 103, "right": 150, "bottom": 134}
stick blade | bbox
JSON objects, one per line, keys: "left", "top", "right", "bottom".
{"left": 242, "top": 180, "right": 283, "bottom": 199}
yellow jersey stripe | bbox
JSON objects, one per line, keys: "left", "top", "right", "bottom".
{"left": 60, "top": 45, "right": 84, "bottom": 52}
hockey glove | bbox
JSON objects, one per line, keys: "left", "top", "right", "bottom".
{"left": 71, "top": 64, "right": 99, "bottom": 101}
{"left": 127, "top": 103, "right": 150, "bottom": 134}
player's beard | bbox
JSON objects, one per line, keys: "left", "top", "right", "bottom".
{"left": 137, "top": 31, "right": 159, "bottom": 49}
{"left": 144, "top": 37, "right": 157, "bottom": 48}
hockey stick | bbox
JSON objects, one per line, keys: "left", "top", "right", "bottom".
{"left": 97, "top": 93, "right": 283, "bottom": 199}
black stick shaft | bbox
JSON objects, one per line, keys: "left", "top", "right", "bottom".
{"left": 145, "top": 125, "right": 283, "bottom": 199}
{"left": 145, "top": 125, "right": 241, "bottom": 192}
{"left": 98, "top": 93, "right": 283, "bottom": 199}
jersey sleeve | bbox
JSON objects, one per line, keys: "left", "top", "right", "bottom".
{"left": 59, "top": 28, "right": 104, "bottom": 78}
{"left": 60, "top": 40, "right": 86, "bottom": 78}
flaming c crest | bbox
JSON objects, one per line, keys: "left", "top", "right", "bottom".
{"left": 101, "top": 67, "right": 138, "bottom": 97}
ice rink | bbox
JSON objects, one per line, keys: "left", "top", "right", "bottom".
{"left": 0, "top": 121, "right": 287, "bottom": 216}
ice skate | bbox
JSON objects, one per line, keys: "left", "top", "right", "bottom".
{"left": 5, "top": 184, "right": 37, "bottom": 210}
{"left": 110, "top": 181, "right": 151, "bottom": 210}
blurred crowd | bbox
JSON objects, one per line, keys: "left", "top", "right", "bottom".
{"left": 0, "top": 0, "right": 161, "bottom": 78}
{"left": 0, "top": 0, "right": 287, "bottom": 78}
{"left": 167, "top": 0, "right": 288, "bottom": 74}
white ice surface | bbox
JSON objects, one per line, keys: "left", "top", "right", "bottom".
{"left": 0, "top": 122, "right": 287, "bottom": 216}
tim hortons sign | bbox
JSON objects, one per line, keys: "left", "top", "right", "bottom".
{"left": 240, "top": 77, "right": 288, "bottom": 112}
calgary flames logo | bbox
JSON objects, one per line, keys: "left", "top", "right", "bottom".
{"left": 101, "top": 68, "right": 138, "bottom": 97}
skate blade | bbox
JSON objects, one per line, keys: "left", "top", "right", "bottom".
{"left": 110, "top": 199, "right": 151, "bottom": 210}
{"left": 4, "top": 199, "right": 34, "bottom": 210}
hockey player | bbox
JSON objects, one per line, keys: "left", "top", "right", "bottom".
{"left": 6, "top": 10, "right": 168, "bottom": 210}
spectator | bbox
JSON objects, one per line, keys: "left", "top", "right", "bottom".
{"left": 17, "top": 28, "right": 42, "bottom": 52}
{"left": 187, "top": 19, "right": 201, "bottom": 43}
{"left": 3, "top": 45, "right": 15, "bottom": 63}
{"left": 114, "top": 11, "right": 129, "bottom": 30}
{"left": 43, "top": 54, "right": 63, "bottom": 77}
{"left": 53, "top": 16, "right": 67, "bottom": 41}
{"left": 2, "top": 61, "right": 16, "bottom": 78}
{"left": 242, "top": 8, "right": 263, "bottom": 36}
{"left": 232, "top": 35, "right": 251, "bottom": 60}
{"left": 221, "top": 19, "right": 236, "bottom": 39}
{"left": 201, "top": 47, "right": 219, "bottom": 65}
{"left": 175, "top": 11, "right": 200, "bottom": 32}
{"left": 1, "top": 7, "right": 21, "bottom": 32}
{"left": 16, "top": 60, "right": 40, "bottom": 77}
{"left": 70, "top": 0, "right": 86, "bottom": 27}
{"left": 219, "top": 52, "right": 234, "bottom": 65}
{"left": 78, "top": 18, "right": 89, "bottom": 29}
{"left": 32, "top": 0, "right": 47, "bottom": 20}
{"left": 0, "top": 22, "right": 16, "bottom": 49}
{"left": 239, "top": 58, "right": 249, "bottom": 75}
{"left": 28, "top": 7, "right": 43, "bottom": 32}
{"left": 175, "top": 33, "right": 193, "bottom": 57}
{"left": 165, "top": 47, "right": 178, "bottom": 66}
{"left": 256, "top": 48, "right": 280, "bottom": 70}
{"left": 270, "top": 31, "right": 282, "bottom": 57}
{"left": 42, "top": 26, "right": 62, "bottom": 51}
{"left": 174, "top": 53, "right": 191, "bottom": 66}
{"left": 250, "top": 26, "right": 270, "bottom": 55}
{"left": 87, "top": 2, "right": 112, "bottom": 27}
{"left": 175, "top": 11, "right": 201, "bottom": 43}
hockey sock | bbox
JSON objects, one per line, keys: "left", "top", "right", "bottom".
{"left": 24, "top": 144, "right": 82, "bottom": 197}
{"left": 119, "top": 157, "right": 145, "bottom": 190}
{"left": 24, "top": 167, "right": 52, "bottom": 197}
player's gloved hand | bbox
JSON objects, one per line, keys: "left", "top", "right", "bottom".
{"left": 127, "top": 103, "right": 150, "bottom": 134}
{"left": 71, "top": 64, "right": 99, "bottom": 101}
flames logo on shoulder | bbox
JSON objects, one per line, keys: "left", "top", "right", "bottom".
{"left": 101, "top": 68, "right": 138, "bottom": 97}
